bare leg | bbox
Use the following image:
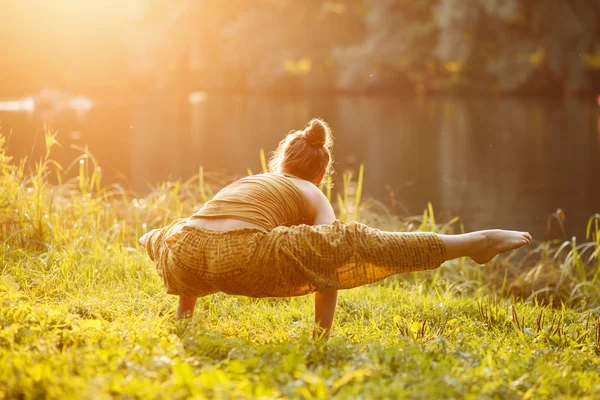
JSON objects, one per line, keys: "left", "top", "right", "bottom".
{"left": 177, "top": 296, "right": 198, "bottom": 319}
{"left": 439, "top": 229, "right": 532, "bottom": 264}
{"left": 313, "top": 290, "right": 338, "bottom": 340}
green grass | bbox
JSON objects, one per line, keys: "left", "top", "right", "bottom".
{"left": 1, "top": 132, "right": 600, "bottom": 399}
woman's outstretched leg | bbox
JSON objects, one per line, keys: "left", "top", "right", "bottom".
{"left": 439, "top": 229, "right": 532, "bottom": 264}
{"left": 248, "top": 222, "right": 533, "bottom": 297}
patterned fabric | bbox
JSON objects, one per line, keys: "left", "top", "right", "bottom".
{"left": 190, "top": 173, "right": 310, "bottom": 230}
{"left": 144, "top": 219, "right": 447, "bottom": 298}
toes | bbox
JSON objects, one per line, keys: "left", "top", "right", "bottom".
{"left": 521, "top": 232, "right": 532, "bottom": 243}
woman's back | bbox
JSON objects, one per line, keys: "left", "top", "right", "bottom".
{"left": 187, "top": 173, "right": 324, "bottom": 231}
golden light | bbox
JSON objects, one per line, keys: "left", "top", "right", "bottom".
{"left": 1, "top": 0, "right": 144, "bottom": 93}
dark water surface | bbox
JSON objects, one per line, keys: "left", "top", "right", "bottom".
{"left": 1, "top": 94, "right": 598, "bottom": 239}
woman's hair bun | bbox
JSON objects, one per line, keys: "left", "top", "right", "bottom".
{"left": 303, "top": 118, "right": 329, "bottom": 148}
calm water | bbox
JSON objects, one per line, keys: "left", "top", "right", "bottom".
{"left": 1, "top": 94, "right": 598, "bottom": 239}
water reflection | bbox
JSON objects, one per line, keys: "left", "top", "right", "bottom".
{"left": 0, "top": 94, "right": 597, "bottom": 239}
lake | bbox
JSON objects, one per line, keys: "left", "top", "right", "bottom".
{"left": 1, "top": 93, "right": 598, "bottom": 240}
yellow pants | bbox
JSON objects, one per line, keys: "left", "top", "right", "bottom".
{"left": 144, "top": 219, "right": 446, "bottom": 298}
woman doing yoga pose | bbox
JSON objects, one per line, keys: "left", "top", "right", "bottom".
{"left": 140, "top": 118, "right": 532, "bottom": 337}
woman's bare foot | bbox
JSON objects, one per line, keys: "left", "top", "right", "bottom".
{"left": 469, "top": 230, "right": 532, "bottom": 264}
{"left": 439, "top": 230, "right": 532, "bottom": 264}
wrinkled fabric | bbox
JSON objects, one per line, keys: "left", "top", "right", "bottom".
{"left": 190, "top": 173, "right": 309, "bottom": 230}
{"left": 144, "top": 219, "right": 447, "bottom": 298}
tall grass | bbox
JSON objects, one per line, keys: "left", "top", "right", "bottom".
{"left": 1, "top": 131, "right": 600, "bottom": 398}
{"left": 1, "top": 132, "right": 599, "bottom": 309}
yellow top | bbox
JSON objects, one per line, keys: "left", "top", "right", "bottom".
{"left": 190, "top": 173, "right": 310, "bottom": 230}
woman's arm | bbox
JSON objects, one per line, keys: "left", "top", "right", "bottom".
{"left": 177, "top": 295, "right": 198, "bottom": 319}
{"left": 314, "top": 290, "right": 338, "bottom": 339}
{"left": 309, "top": 188, "right": 338, "bottom": 339}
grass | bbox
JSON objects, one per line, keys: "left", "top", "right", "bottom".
{"left": 1, "top": 132, "right": 600, "bottom": 399}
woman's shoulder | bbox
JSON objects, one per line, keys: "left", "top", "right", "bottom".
{"left": 238, "top": 172, "right": 326, "bottom": 204}
{"left": 284, "top": 177, "right": 329, "bottom": 207}
{"left": 238, "top": 172, "right": 283, "bottom": 182}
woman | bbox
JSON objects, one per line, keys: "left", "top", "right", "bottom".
{"left": 140, "top": 118, "right": 531, "bottom": 337}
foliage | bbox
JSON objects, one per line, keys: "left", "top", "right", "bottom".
{"left": 137, "top": 0, "right": 600, "bottom": 94}
{"left": 2, "top": 0, "right": 599, "bottom": 95}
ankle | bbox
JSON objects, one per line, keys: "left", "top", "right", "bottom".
{"left": 473, "top": 231, "right": 493, "bottom": 255}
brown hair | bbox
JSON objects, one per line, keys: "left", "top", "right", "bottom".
{"left": 268, "top": 118, "right": 334, "bottom": 185}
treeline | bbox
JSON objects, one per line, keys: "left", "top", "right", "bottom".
{"left": 2, "top": 0, "right": 599, "bottom": 96}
